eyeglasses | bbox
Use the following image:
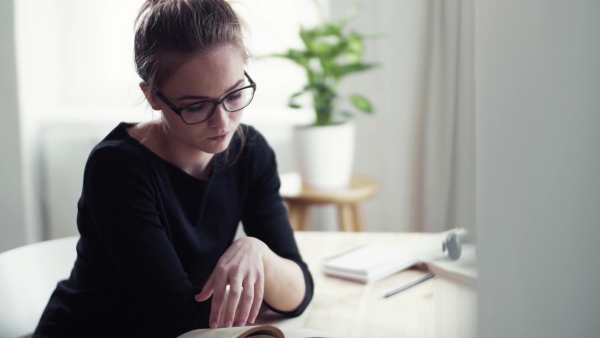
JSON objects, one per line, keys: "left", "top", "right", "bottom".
{"left": 156, "top": 71, "right": 256, "bottom": 125}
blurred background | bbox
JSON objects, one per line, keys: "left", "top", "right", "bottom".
{"left": 1, "top": 1, "right": 600, "bottom": 337}
{"left": 0, "top": 0, "right": 477, "bottom": 244}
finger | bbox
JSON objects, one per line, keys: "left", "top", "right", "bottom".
{"left": 218, "top": 289, "right": 229, "bottom": 328}
{"left": 248, "top": 274, "right": 264, "bottom": 324}
{"left": 233, "top": 278, "right": 255, "bottom": 327}
{"left": 195, "top": 274, "right": 215, "bottom": 302}
{"left": 209, "top": 271, "right": 229, "bottom": 328}
{"left": 222, "top": 277, "right": 243, "bottom": 327}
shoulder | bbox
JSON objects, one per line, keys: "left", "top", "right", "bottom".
{"left": 240, "top": 125, "right": 278, "bottom": 173}
{"left": 88, "top": 124, "right": 139, "bottom": 163}
{"left": 84, "top": 123, "right": 150, "bottom": 179}
{"left": 240, "top": 124, "right": 273, "bottom": 157}
{"left": 238, "top": 125, "right": 280, "bottom": 181}
{"left": 219, "top": 124, "right": 273, "bottom": 167}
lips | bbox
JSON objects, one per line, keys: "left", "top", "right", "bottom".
{"left": 208, "top": 132, "right": 229, "bottom": 141}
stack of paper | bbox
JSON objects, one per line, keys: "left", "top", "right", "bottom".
{"left": 322, "top": 245, "right": 419, "bottom": 284}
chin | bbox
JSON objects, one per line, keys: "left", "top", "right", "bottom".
{"left": 197, "top": 129, "right": 237, "bottom": 154}
{"left": 202, "top": 140, "right": 232, "bottom": 154}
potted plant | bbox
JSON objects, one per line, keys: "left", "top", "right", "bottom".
{"left": 271, "top": 9, "right": 380, "bottom": 188}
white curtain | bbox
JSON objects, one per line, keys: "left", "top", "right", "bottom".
{"left": 323, "top": 0, "right": 476, "bottom": 233}
{"left": 411, "top": 0, "right": 476, "bottom": 233}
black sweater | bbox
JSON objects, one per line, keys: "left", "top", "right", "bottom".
{"left": 34, "top": 123, "right": 313, "bottom": 338}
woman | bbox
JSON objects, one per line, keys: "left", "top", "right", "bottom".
{"left": 34, "top": 0, "right": 313, "bottom": 337}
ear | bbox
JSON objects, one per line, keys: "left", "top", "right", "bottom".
{"left": 139, "top": 82, "right": 162, "bottom": 111}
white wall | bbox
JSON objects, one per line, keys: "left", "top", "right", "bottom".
{"left": 477, "top": 1, "right": 600, "bottom": 337}
{"left": 9, "top": 0, "right": 321, "bottom": 240}
{"left": 0, "top": 0, "right": 28, "bottom": 252}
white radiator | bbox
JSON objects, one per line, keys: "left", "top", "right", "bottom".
{"left": 39, "top": 122, "right": 115, "bottom": 239}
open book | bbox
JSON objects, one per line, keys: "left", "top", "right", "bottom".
{"left": 177, "top": 324, "right": 338, "bottom": 338}
{"left": 322, "top": 244, "right": 419, "bottom": 283}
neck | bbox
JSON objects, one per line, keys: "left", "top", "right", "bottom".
{"left": 160, "top": 122, "right": 214, "bottom": 179}
{"left": 134, "top": 121, "right": 215, "bottom": 179}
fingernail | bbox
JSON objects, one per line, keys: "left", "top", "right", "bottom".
{"left": 249, "top": 316, "right": 255, "bottom": 324}
{"left": 210, "top": 320, "right": 217, "bottom": 329}
{"left": 225, "top": 320, "right": 233, "bottom": 327}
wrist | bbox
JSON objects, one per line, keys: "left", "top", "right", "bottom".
{"left": 237, "top": 236, "right": 270, "bottom": 262}
{"left": 258, "top": 240, "right": 275, "bottom": 269}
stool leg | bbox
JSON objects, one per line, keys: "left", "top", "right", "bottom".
{"left": 350, "top": 203, "right": 365, "bottom": 232}
{"left": 297, "top": 204, "right": 311, "bottom": 231}
{"left": 286, "top": 202, "right": 300, "bottom": 231}
{"left": 337, "top": 205, "right": 354, "bottom": 232}
{"left": 287, "top": 202, "right": 311, "bottom": 231}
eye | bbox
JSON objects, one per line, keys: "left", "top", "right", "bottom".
{"left": 225, "top": 91, "right": 243, "bottom": 102}
{"left": 185, "top": 101, "right": 211, "bottom": 113}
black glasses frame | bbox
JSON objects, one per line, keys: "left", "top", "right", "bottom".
{"left": 156, "top": 71, "right": 256, "bottom": 125}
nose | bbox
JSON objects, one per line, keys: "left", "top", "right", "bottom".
{"left": 208, "top": 103, "right": 229, "bottom": 129}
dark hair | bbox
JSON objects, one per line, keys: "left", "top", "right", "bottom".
{"left": 134, "top": 0, "right": 248, "bottom": 93}
{"left": 134, "top": 0, "right": 249, "bottom": 163}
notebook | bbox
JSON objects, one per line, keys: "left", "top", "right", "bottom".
{"left": 322, "top": 245, "right": 419, "bottom": 284}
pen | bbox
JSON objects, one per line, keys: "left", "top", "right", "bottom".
{"left": 382, "top": 272, "right": 435, "bottom": 298}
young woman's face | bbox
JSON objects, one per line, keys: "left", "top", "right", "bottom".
{"left": 154, "top": 44, "right": 247, "bottom": 154}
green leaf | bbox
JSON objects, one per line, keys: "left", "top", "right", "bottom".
{"left": 345, "top": 33, "right": 364, "bottom": 62}
{"left": 350, "top": 94, "right": 373, "bottom": 113}
{"left": 330, "top": 62, "right": 378, "bottom": 80}
{"left": 290, "top": 91, "right": 305, "bottom": 98}
{"left": 299, "top": 26, "right": 312, "bottom": 48}
{"left": 311, "top": 22, "right": 344, "bottom": 38}
{"left": 269, "top": 50, "right": 310, "bottom": 68}
{"left": 288, "top": 90, "right": 306, "bottom": 109}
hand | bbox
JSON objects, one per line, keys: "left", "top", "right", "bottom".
{"left": 194, "top": 237, "right": 267, "bottom": 328}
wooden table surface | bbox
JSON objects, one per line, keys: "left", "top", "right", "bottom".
{"left": 256, "top": 231, "right": 478, "bottom": 338}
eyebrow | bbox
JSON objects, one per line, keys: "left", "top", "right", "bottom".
{"left": 176, "top": 78, "right": 245, "bottom": 101}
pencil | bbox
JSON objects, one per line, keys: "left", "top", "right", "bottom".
{"left": 382, "top": 272, "right": 436, "bottom": 298}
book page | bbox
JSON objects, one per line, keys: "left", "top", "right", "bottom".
{"left": 281, "top": 327, "right": 340, "bottom": 338}
{"left": 177, "top": 324, "right": 339, "bottom": 338}
{"left": 177, "top": 324, "right": 284, "bottom": 338}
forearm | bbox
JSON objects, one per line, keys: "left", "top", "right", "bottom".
{"left": 262, "top": 248, "right": 306, "bottom": 312}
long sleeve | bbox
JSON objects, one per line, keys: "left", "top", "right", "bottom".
{"left": 239, "top": 131, "right": 314, "bottom": 317}
{"left": 78, "top": 145, "right": 209, "bottom": 336}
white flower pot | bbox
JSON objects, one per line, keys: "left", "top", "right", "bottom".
{"left": 293, "top": 122, "right": 356, "bottom": 188}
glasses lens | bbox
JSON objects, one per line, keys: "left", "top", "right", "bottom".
{"left": 179, "top": 85, "right": 255, "bottom": 124}
{"left": 223, "top": 86, "right": 255, "bottom": 112}
{"left": 181, "top": 101, "right": 214, "bottom": 124}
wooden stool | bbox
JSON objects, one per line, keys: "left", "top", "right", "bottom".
{"left": 282, "top": 174, "right": 379, "bottom": 232}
